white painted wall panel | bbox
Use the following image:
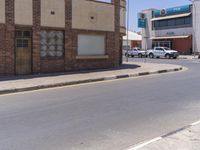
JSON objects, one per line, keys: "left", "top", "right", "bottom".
{"left": 72, "top": 0, "right": 115, "bottom": 31}
{"left": 0, "top": 0, "right": 5, "bottom": 23}
{"left": 15, "top": 0, "right": 33, "bottom": 25}
{"left": 41, "top": 0, "right": 65, "bottom": 28}
{"left": 120, "top": 7, "right": 126, "bottom": 27}
{"left": 152, "top": 28, "right": 193, "bottom": 37}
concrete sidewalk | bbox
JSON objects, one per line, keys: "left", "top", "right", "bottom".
{"left": 128, "top": 121, "right": 200, "bottom": 150}
{"left": 0, "top": 62, "right": 183, "bottom": 95}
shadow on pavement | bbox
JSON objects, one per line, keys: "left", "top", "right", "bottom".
{"left": 0, "top": 63, "right": 140, "bottom": 82}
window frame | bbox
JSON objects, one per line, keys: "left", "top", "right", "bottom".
{"left": 152, "top": 15, "right": 192, "bottom": 30}
{"left": 40, "top": 30, "right": 65, "bottom": 59}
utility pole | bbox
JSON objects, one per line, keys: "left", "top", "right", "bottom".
{"left": 126, "top": 0, "right": 130, "bottom": 62}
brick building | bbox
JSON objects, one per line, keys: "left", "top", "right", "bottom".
{"left": 0, "top": 0, "right": 126, "bottom": 75}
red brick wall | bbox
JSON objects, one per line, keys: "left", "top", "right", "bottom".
{"left": 131, "top": 40, "right": 141, "bottom": 48}
{"left": 32, "top": 0, "right": 41, "bottom": 73}
{"left": 0, "top": 24, "right": 6, "bottom": 75}
{"left": 66, "top": 30, "right": 115, "bottom": 71}
{"left": 40, "top": 58, "right": 65, "bottom": 73}
{"left": 5, "top": 0, "right": 15, "bottom": 75}
{"left": 0, "top": 0, "right": 122, "bottom": 75}
{"left": 64, "top": 0, "right": 73, "bottom": 71}
{"left": 113, "top": 0, "right": 121, "bottom": 67}
{"left": 172, "top": 36, "right": 192, "bottom": 55}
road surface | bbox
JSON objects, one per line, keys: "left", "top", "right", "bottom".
{"left": 0, "top": 59, "right": 200, "bottom": 150}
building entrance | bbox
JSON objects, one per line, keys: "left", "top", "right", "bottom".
{"left": 152, "top": 40, "right": 172, "bottom": 49}
{"left": 15, "top": 30, "right": 32, "bottom": 75}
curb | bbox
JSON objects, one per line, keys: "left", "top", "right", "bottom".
{"left": 179, "top": 57, "right": 198, "bottom": 60}
{"left": 0, "top": 67, "right": 183, "bottom": 95}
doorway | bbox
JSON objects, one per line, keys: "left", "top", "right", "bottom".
{"left": 15, "top": 30, "right": 32, "bottom": 75}
{"left": 152, "top": 40, "right": 172, "bottom": 49}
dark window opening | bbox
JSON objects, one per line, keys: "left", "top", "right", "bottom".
{"left": 153, "top": 15, "right": 192, "bottom": 30}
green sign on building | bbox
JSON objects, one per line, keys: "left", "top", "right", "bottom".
{"left": 138, "top": 18, "right": 146, "bottom": 28}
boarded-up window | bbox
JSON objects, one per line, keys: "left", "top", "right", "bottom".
{"left": 78, "top": 34, "right": 105, "bottom": 56}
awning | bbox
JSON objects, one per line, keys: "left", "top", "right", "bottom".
{"left": 151, "top": 13, "right": 191, "bottom": 21}
{"left": 150, "top": 35, "right": 191, "bottom": 40}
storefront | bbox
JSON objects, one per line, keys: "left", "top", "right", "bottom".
{"left": 151, "top": 35, "right": 192, "bottom": 54}
{"left": 139, "top": 1, "right": 200, "bottom": 55}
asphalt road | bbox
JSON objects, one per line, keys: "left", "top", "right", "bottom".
{"left": 0, "top": 58, "right": 200, "bottom": 150}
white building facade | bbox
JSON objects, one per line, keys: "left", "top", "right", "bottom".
{"left": 139, "top": 0, "right": 200, "bottom": 55}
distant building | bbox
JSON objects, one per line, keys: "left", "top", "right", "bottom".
{"left": 0, "top": 0, "right": 126, "bottom": 75}
{"left": 123, "top": 31, "right": 142, "bottom": 49}
{"left": 139, "top": 1, "right": 200, "bottom": 55}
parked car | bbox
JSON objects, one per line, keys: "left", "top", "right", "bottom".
{"left": 147, "top": 47, "right": 179, "bottom": 59}
{"left": 125, "top": 48, "right": 146, "bottom": 58}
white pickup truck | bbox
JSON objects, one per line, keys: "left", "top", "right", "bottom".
{"left": 125, "top": 48, "right": 146, "bottom": 58}
{"left": 147, "top": 47, "right": 179, "bottom": 59}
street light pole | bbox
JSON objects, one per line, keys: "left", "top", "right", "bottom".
{"left": 145, "top": 33, "right": 149, "bottom": 63}
{"left": 126, "top": 0, "right": 130, "bottom": 62}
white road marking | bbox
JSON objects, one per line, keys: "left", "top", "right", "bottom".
{"left": 126, "top": 137, "right": 162, "bottom": 150}
{"left": 126, "top": 119, "right": 200, "bottom": 150}
{"left": 191, "top": 120, "right": 200, "bottom": 126}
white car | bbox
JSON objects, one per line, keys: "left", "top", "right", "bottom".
{"left": 125, "top": 48, "right": 146, "bottom": 58}
{"left": 147, "top": 47, "right": 179, "bottom": 59}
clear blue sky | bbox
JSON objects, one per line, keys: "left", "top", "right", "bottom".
{"left": 129, "top": 0, "right": 192, "bottom": 32}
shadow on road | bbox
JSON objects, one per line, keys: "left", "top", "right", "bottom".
{"left": 0, "top": 63, "right": 140, "bottom": 82}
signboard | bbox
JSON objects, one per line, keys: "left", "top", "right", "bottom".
{"left": 153, "top": 5, "right": 191, "bottom": 18}
{"left": 138, "top": 18, "right": 146, "bottom": 28}
{"left": 138, "top": 13, "right": 146, "bottom": 28}
{"left": 166, "top": 32, "right": 175, "bottom": 36}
